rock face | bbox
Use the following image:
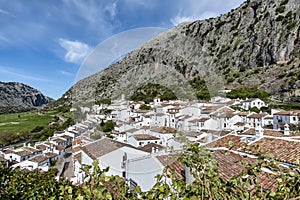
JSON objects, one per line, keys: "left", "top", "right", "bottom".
{"left": 0, "top": 82, "right": 53, "bottom": 113}
{"left": 62, "top": 0, "right": 300, "bottom": 104}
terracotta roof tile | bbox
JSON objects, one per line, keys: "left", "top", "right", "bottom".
{"left": 205, "top": 134, "right": 246, "bottom": 150}
{"left": 245, "top": 137, "right": 300, "bottom": 165}
{"left": 133, "top": 134, "right": 159, "bottom": 141}
{"left": 81, "top": 138, "right": 135, "bottom": 160}
{"left": 29, "top": 155, "right": 49, "bottom": 163}
{"left": 138, "top": 143, "right": 165, "bottom": 153}
{"left": 156, "top": 155, "right": 185, "bottom": 180}
{"left": 151, "top": 126, "right": 177, "bottom": 134}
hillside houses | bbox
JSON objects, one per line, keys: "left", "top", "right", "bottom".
{"left": 1, "top": 96, "right": 300, "bottom": 192}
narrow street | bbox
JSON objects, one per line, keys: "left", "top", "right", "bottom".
{"left": 54, "top": 147, "right": 74, "bottom": 179}
{"left": 61, "top": 148, "right": 74, "bottom": 179}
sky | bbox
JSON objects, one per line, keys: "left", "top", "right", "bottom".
{"left": 0, "top": 0, "right": 245, "bottom": 99}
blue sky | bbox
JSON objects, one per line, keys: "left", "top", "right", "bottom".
{"left": 0, "top": 0, "right": 244, "bottom": 99}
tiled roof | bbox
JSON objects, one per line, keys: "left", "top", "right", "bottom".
{"left": 234, "top": 122, "right": 246, "bottom": 126}
{"left": 200, "top": 129, "right": 232, "bottom": 137}
{"left": 3, "top": 149, "right": 13, "bottom": 154}
{"left": 274, "top": 110, "right": 300, "bottom": 116}
{"left": 61, "top": 135, "right": 73, "bottom": 139}
{"left": 242, "top": 128, "right": 297, "bottom": 137}
{"left": 248, "top": 113, "right": 268, "bottom": 118}
{"left": 126, "top": 128, "right": 139, "bottom": 133}
{"left": 140, "top": 126, "right": 150, "bottom": 130}
{"left": 14, "top": 150, "right": 32, "bottom": 157}
{"left": 188, "top": 118, "right": 210, "bottom": 123}
{"left": 237, "top": 111, "right": 249, "bottom": 116}
{"left": 0, "top": 157, "right": 7, "bottom": 162}
{"left": 138, "top": 143, "right": 165, "bottom": 153}
{"left": 52, "top": 138, "right": 66, "bottom": 143}
{"left": 133, "top": 134, "right": 159, "bottom": 141}
{"left": 55, "top": 145, "right": 65, "bottom": 151}
{"left": 156, "top": 155, "right": 185, "bottom": 180}
{"left": 29, "top": 155, "right": 49, "bottom": 163}
{"left": 205, "top": 134, "right": 246, "bottom": 150}
{"left": 44, "top": 152, "right": 58, "bottom": 158}
{"left": 35, "top": 144, "right": 47, "bottom": 150}
{"left": 74, "top": 152, "right": 82, "bottom": 164}
{"left": 23, "top": 147, "right": 41, "bottom": 153}
{"left": 244, "top": 137, "right": 300, "bottom": 165}
{"left": 151, "top": 126, "right": 177, "bottom": 134}
{"left": 135, "top": 110, "right": 149, "bottom": 113}
{"left": 214, "top": 150, "right": 257, "bottom": 180}
{"left": 214, "top": 150, "right": 277, "bottom": 191}
{"left": 81, "top": 138, "right": 135, "bottom": 160}
{"left": 72, "top": 146, "right": 82, "bottom": 153}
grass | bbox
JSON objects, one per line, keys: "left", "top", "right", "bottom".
{"left": 0, "top": 111, "right": 56, "bottom": 146}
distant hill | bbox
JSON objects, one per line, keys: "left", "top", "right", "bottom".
{"left": 60, "top": 0, "right": 299, "bottom": 105}
{"left": 0, "top": 82, "right": 54, "bottom": 114}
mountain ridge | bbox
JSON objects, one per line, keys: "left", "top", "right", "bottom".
{"left": 60, "top": 0, "right": 299, "bottom": 105}
{"left": 0, "top": 81, "right": 54, "bottom": 114}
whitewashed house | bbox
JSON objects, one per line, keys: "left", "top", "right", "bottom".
{"left": 149, "top": 127, "right": 176, "bottom": 146}
{"left": 241, "top": 98, "right": 267, "bottom": 110}
{"left": 127, "top": 134, "right": 161, "bottom": 147}
{"left": 246, "top": 113, "right": 268, "bottom": 128}
{"left": 273, "top": 110, "right": 300, "bottom": 129}
{"left": 73, "top": 138, "right": 149, "bottom": 184}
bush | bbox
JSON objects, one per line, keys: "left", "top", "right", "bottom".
{"left": 226, "top": 86, "right": 270, "bottom": 101}
{"left": 100, "top": 120, "right": 115, "bottom": 132}
{"left": 139, "top": 104, "right": 151, "bottom": 110}
{"left": 276, "top": 6, "right": 285, "bottom": 14}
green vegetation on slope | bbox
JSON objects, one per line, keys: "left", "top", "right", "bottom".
{"left": 226, "top": 86, "right": 270, "bottom": 101}
{"left": 1, "top": 144, "right": 300, "bottom": 199}
{"left": 130, "top": 83, "right": 177, "bottom": 103}
{"left": 0, "top": 109, "right": 75, "bottom": 146}
{"left": 0, "top": 111, "right": 54, "bottom": 146}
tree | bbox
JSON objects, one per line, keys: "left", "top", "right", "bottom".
{"left": 1, "top": 144, "right": 300, "bottom": 199}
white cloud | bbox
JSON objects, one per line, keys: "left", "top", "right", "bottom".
{"left": 170, "top": 0, "right": 244, "bottom": 26}
{"left": 0, "top": 66, "right": 50, "bottom": 82}
{"left": 0, "top": 8, "right": 15, "bottom": 17}
{"left": 105, "top": 1, "right": 118, "bottom": 18}
{"left": 170, "top": 11, "right": 219, "bottom": 26}
{"left": 0, "top": 8, "right": 9, "bottom": 15}
{"left": 59, "top": 70, "right": 73, "bottom": 76}
{"left": 58, "top": 38, "right": 92, "bottom": 64}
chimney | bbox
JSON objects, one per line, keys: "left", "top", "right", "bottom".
{"left": 185, "top": 165, "right": 195, "bottom": 183}
{"left": 255, "top": 125, "right": 264, "bottom": 138}
{"left": 151, "top": 147, "right": 155, "bottom": 154}
{"left": 284, "top": 123, "right": 290, "bottom": 136}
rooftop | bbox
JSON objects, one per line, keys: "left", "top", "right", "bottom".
{"left": 81, "top": 138, "right": 135, "bottom": 160}
{"left": 133, "top": 134, "right": 160, "bottom": 141}
{"left": 156, "top": 155, "right": 185, "bottom": 180}
{"left": 29, "top": 155, "right": 49, "bottom": 163}
{"left": 245, "top": 137, "right": 300, "bottom": 165}
{"left": 138, "top": 143, "right": 165, "bottom": 153}
{"left": 205, "top": 134, "right": 246, "bottom": 150}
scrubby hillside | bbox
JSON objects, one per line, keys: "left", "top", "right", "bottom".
{"left": 61, "top": 0, "right": 299, "bottom": 105}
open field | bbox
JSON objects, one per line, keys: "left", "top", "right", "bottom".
{"left": 0, "top": 111, "right": 56, "bottom": 146}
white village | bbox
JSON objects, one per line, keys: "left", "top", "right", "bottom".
{"left": 1, "top": 96, "right": 300, "bottom": 191}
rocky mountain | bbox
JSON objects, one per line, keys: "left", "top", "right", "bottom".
{"left": 61, "top": 0, "right": 299, "bottom": 105}
{"left": 0, "top": 82, "right": 54, "bottom": 113}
